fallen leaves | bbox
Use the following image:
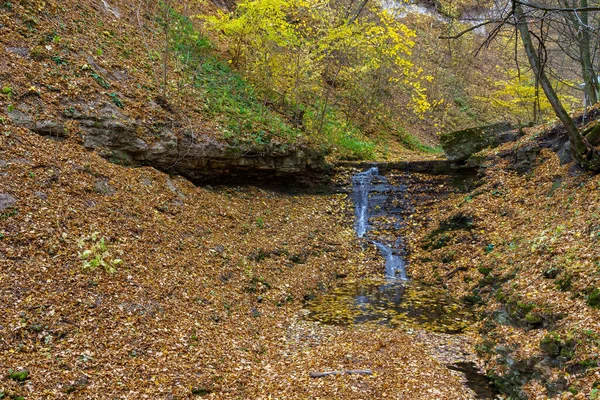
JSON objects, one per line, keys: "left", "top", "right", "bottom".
{"left": 0, "top": 128, "right": 482, "bottom": 398}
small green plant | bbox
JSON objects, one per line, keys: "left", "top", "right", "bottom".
{"left": 7, "top": 369, "right": 29, "bottom": 382}
{"left": 0, "top": 208, "right": 18, "bottom": 220}
{"left": 255, "top": 217, "right": 265, "bottom": 229}
{"left": 108, "top": 93, "right": 123, "bottom": 108}
{"left": 77, "top": 232, "right": 122, "bottom": 273}
{"left": 51, "top": 56, "right": 67, "bottom": 65}
{"left": 587, "top": 288, "right": 600, "bottom": 308}
{"left": 1, "top": 86, "right": 13, "bottom": 97}
{"left": 91, "top": 72, "right": 110, "bottom": 89}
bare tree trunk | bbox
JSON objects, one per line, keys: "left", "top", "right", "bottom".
{"left": 513, "top": 0, "right": 600, "bottom": 170}
{"left": 578, "top": 0, "right": 599, "bottom": 105}
{"left": 564, "top": 0, "right": 599, "bottom": 106}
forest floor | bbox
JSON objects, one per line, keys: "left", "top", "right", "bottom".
{"left": 1, "top": 127, "right": 481, "bottom": 399}
{"left": 402, "top": 128, "right": 600, "bottom": 399}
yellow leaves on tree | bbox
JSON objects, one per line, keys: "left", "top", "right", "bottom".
{"left": 483, "top": 68, "right": 580, "bottom": 124}
{"left": 202, "top": 0, "right": 431, "bottom": 137}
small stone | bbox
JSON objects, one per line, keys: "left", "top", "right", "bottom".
{"left": 94, "top": 180, "right": 115, "bottom": 196}
{"left": 0, "top": 193, "right": 17, "bottom": 210}
{"left": 35, "top": 191, "right": 48, "bottom": 200}
{"left": 540, "top": 333, "right": 561, "bottom": 356}
{"left": 492, "top": 310, "right": 511, "bottom": 326}
{"left": 5, "top": 47, "right": 29, "bottom": 58}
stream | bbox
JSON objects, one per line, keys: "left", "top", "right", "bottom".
{"left": 305, "top": 167, "right": 499, "bottom": 399}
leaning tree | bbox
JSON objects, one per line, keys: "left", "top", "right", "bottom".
{"left": 443, "top": 0, "right": 600, "bottom": 170}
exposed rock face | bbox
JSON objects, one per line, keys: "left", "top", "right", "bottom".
{"left": 440, "top": 123, "right": 516, "bottom": 162}
{"left": 8, "top": 100, "right": 328, "bottom": 184}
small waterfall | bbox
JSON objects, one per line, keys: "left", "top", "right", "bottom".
{"left": 351, "top": 167, "right": 407, "bottom": 280}
{"left": 374, "top": 241, "right": 407, "bottom": 280}
{"left": 352, "top": 167, "right": 379, "bottom": 238}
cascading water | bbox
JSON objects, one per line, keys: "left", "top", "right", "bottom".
{"left": 373, "top": 241, "right": 407, "bottom": 280}
{"left": 351, "top": 167, "right": 379, "bottom": 238}
{"left": 351, "top": 167, "right": 407, "bottom": 280}
{"left": 306, "top": 168, "right": 476, "bottom": 333}
{"left": 306, "top": 168, "right": 495, "bottom": 397}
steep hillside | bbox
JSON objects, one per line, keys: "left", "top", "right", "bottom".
{"left": 0, "top": 0, "right": 331, "bottom": 182}
{"left": 404, "top": 121, "right": 600, "bottom": 398}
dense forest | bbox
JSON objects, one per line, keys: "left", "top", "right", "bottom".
{"left": 1, "top": 0, "right": 600, "bottom": 398}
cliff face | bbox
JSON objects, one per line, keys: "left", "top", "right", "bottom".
{"left": 1, "top": 0, "right": 327, "bottom": 183}
{"left": 8, "top": 96, "right": 327, "bottom": 183}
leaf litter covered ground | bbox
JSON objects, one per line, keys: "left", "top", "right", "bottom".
{"left": 403, "top": 131, "right": 600, "bottom": 398}
{"left": 0, "top": 127, "right": 482, "bottom": 398}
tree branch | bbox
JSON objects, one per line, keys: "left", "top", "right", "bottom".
{"left": 439, "top": 19, "right": 506, "bottom": 39}
{"left": 515, "top": 0, "right": 600, "bottom": 13}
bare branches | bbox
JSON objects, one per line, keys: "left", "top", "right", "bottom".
{"left": 515, "top": 0, "right": 600, "bottom": 13}
{"left": 439, "top": 19, "right": 508, "bottom": 39}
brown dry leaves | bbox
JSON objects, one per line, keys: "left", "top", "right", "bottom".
{"left": 404, "top": 135, "right": 600, "bottom": 398}
{"left": 0, "top": 127, "right": 477, "bottom": 398}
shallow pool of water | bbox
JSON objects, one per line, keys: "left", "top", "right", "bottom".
{"left": 305, "top": 278, "right": 475, "bottom": 333}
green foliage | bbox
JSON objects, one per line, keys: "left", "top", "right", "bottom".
{"left": 587, "top": 288, "right": 600, "bottom": 309}
{"left": 194, "top": 57, "right": 299, "bottom": 146}
{"left": 165, "top": 8, "right": 212, "bottom": 67}
{"left": 255, "top": 217, "right": 265, "bottom": 229}
{"left": 108, "top": 93, "right": 123, "bottom": 108}
{"left": 51, "top": 55, "right": 67, "bottom": 65}
{"left": 556, "top": 274, "right": 573, "bottom": 292}
{"left": 77, "top": 232, "right": 122, "bottom": 273}
{"left": 1, "top": 86, "right": 13, "bottom": 97}
{"left": 304, "top": 106, "right": 375, "bottom": 159}
{"left": 540, "top": 332, "right": 575, "bottom": 359}
{"left": 91, "top": 72, "right": 110, "bottom": 89}
{"left": 7, "top": 369, "right": 29, "bottom": 382}
{"left": 394, "top": 127, "right": 442, "bottom": 153}
{"left": 0, "top": 208, "right": 18, "bottom": 220}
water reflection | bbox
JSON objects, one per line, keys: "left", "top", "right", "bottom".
{"left": 306, "top": 279, "right": 474, "bottom": 333}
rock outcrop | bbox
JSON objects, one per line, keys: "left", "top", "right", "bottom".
{"left": 440, "top": 123, "right": 516, "bottom": 162}
{"left": 8, "top": 99, "right": 328, "bottom": 184}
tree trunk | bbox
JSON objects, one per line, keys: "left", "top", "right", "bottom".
{"left": 513, "top": 1, "right": 600, "bottom": 170}
{"left": 564, "top": 0, "right": 599, "bottom": 106}
{"left": 578, "top": 0, "right": 599, "bottom": 106}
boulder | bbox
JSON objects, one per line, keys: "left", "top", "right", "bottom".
{"left": 440, "top": 123, "right": 515, "bottom": 162}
